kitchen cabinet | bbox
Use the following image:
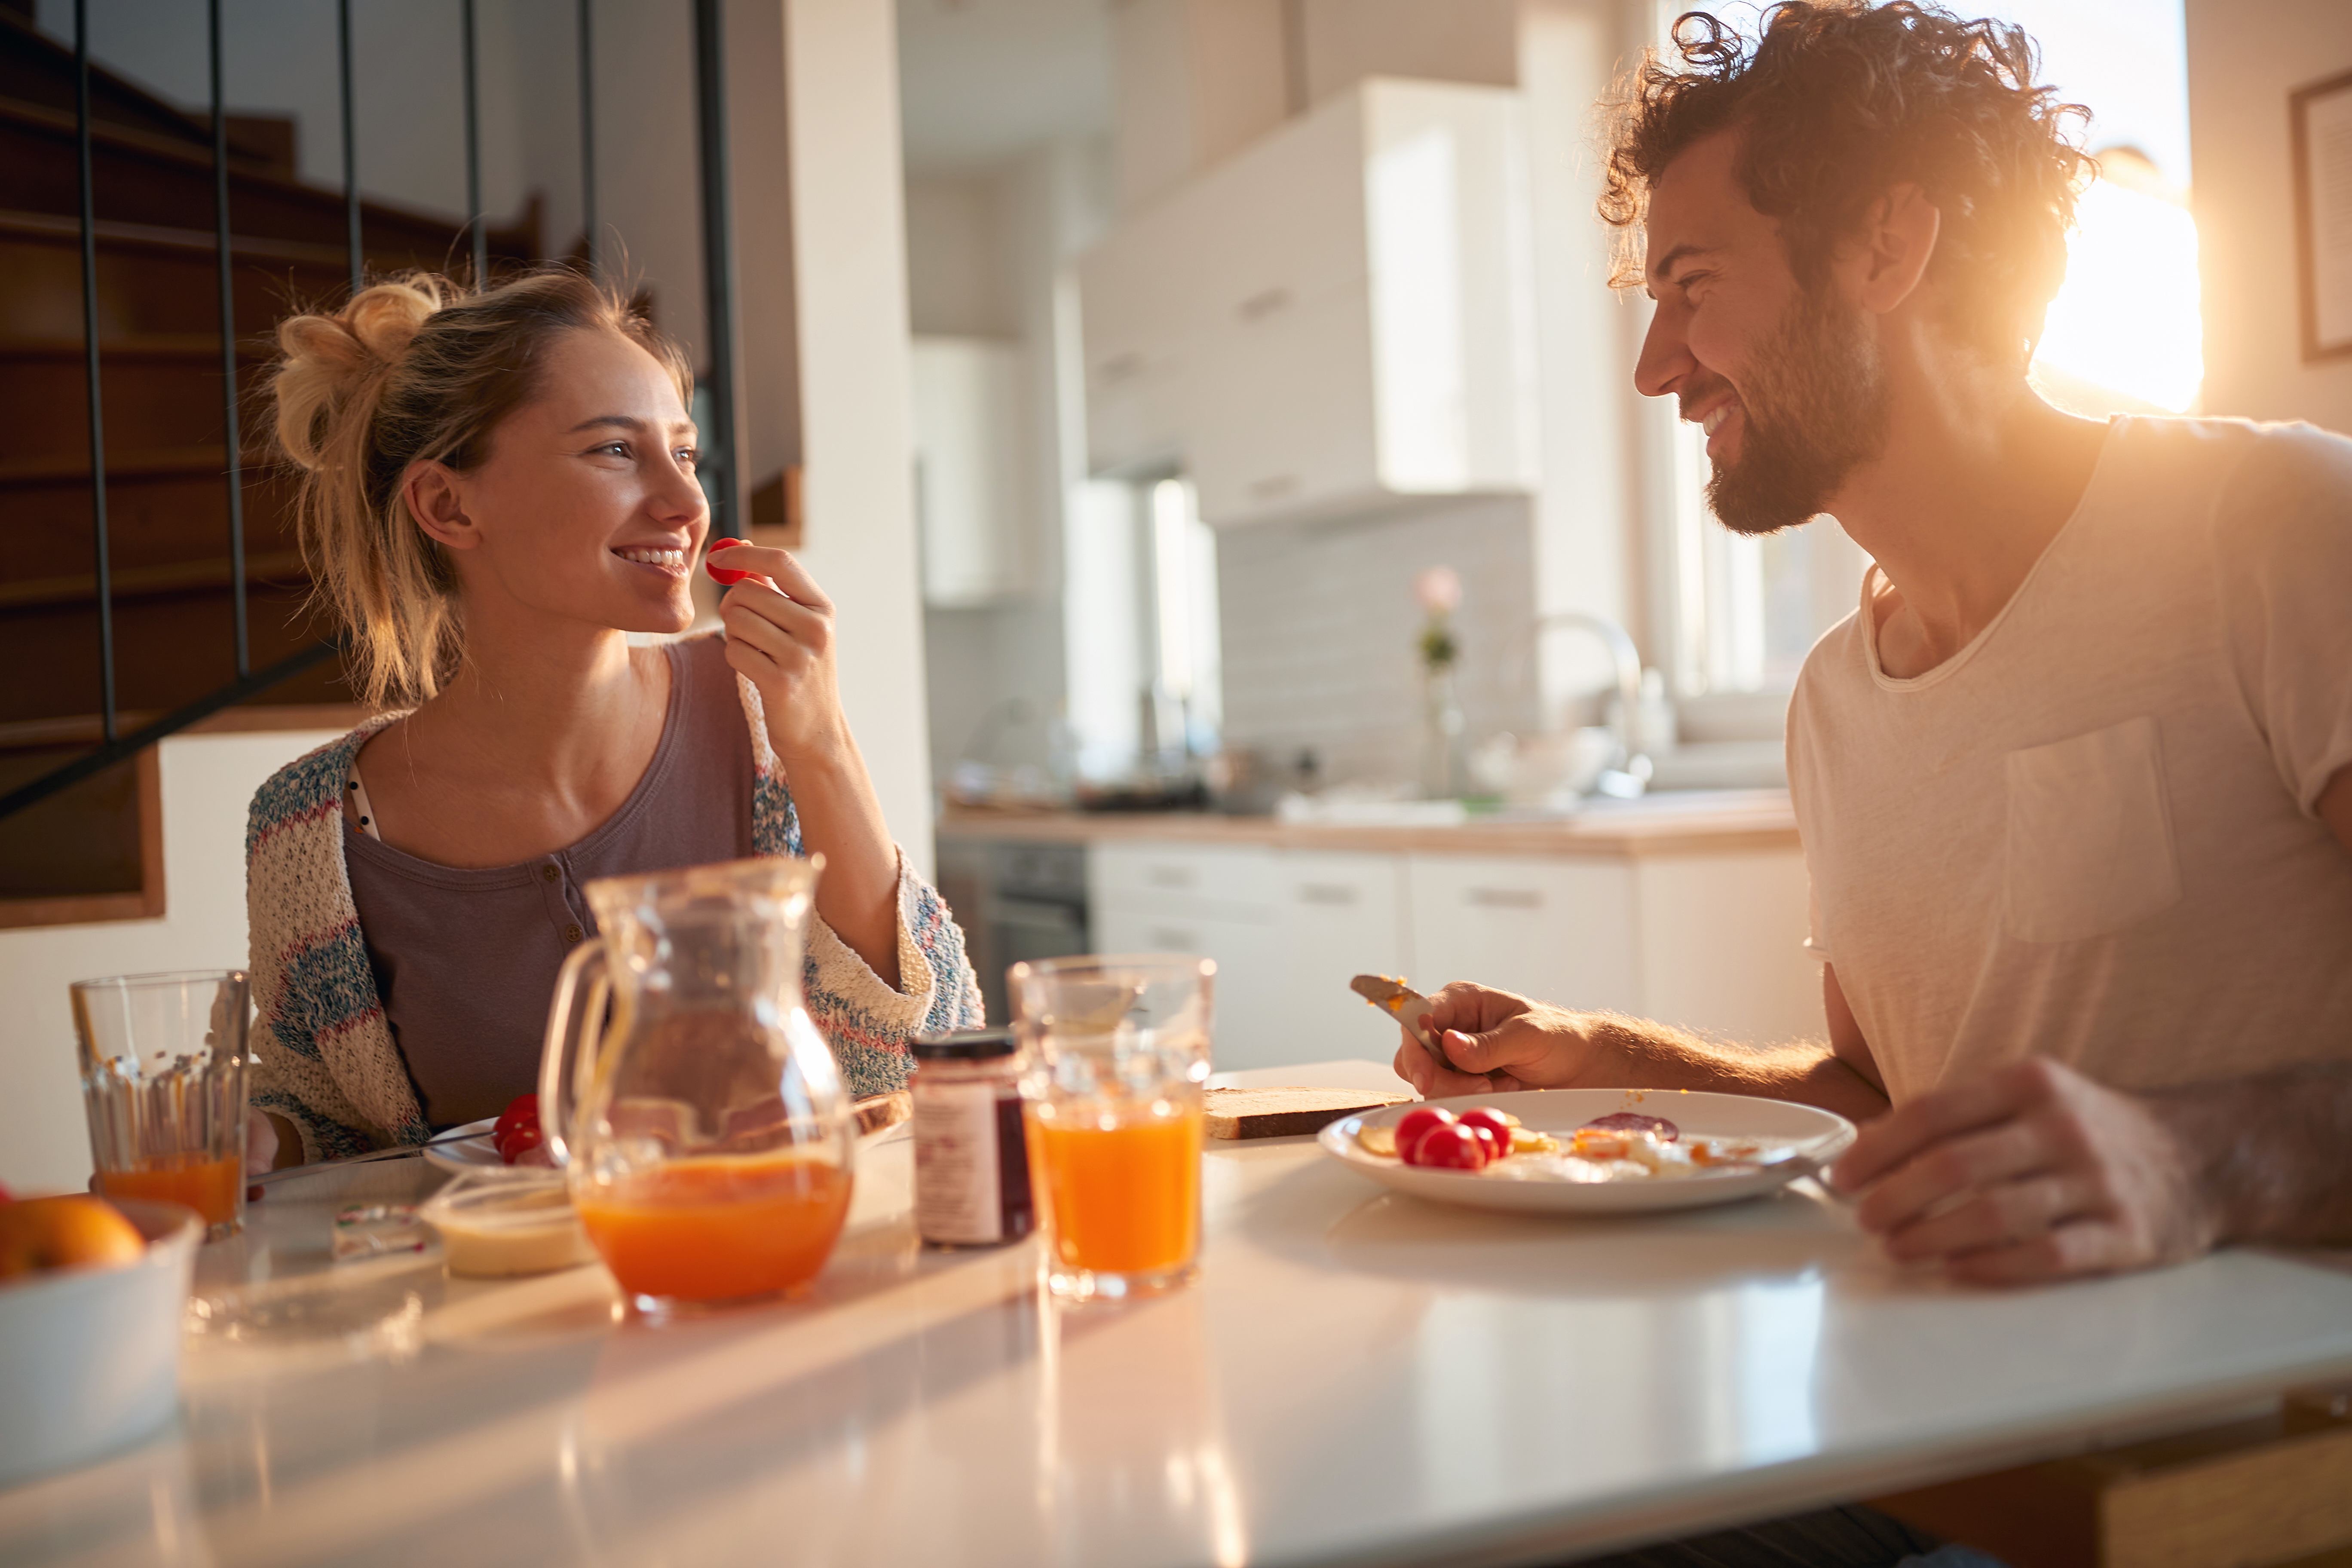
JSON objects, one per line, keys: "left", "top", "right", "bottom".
{"left": 1089, "top": 843, "right": 1288, "bottom": 1072}
{"left": 910, "top": 336, "right": 1032, "bottom": 606}
{"left": 1270, "top": 851, "right": 1411, "bottom": 1064}
{"left": 1631, "top": 850, "right": 1819, "bottom": 1044}
{"left": 1405, "top": 855, "right": 1642, "bottom": 1017}
{"left": 1039, "top": 828, "right": 1819, "bottom": 1075}
{"left": 1075, "top": 78, "right": 1540, "bottom": 525}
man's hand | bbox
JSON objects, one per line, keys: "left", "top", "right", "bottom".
{"left": 1392, "top": 983, "right": 1604, "bottom": 1097}
{"left": 1828, "top": 1058, "right": 2217, "bottom": 1285}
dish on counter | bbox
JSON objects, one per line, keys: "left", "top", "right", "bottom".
{"left": 1317, "top": 1089, "right": 1857, "bottom": 1215}
{"left": 423, "top": 1117, "right": 505, "bottom": 1173}
{"left": 419, "top": 1169, "right": 598, "bottom": 1277}
{"left": 423, "top": 1091, "right": 916, "bottom": 1177}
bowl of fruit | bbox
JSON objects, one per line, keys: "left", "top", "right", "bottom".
{"left": 0, "top": 1186, "right": 202, "bottom": 1483}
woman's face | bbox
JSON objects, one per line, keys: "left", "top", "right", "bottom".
{"left": 426, "top": 327, "right": 707, "bottom": 636}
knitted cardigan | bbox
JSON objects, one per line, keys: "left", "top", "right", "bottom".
{"left": 244, "top": 670, "right": 983, "bottom": 1161}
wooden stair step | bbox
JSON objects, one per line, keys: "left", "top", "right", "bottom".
{"left": 0, "top": 549, "right": 308, "bottom": 612}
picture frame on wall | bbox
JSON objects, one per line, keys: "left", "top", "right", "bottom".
{"left": 2291, "top": 67, "right": 2352, "bottom": 364}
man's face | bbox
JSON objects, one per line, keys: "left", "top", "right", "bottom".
{"left": 1633, "top": 130, "right": 1889, "bottom": 535}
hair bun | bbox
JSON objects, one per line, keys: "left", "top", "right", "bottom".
{"left": 273, "top": 276, "right": 448, "bottom": 473}
{"left": 343, "top": 278, "right": 443, "bottom": 364}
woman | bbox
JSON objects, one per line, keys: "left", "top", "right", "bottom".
{"left": 245, "top": 268, "right": 980, "bottom": 1166}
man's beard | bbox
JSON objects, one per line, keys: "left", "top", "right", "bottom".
{"left": 1702, "top": 285, "right": 1890, "bottom": 536}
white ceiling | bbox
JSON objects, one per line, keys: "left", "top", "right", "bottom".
{"left": 895, "top": 0, "right": 1114, "bottom": 176}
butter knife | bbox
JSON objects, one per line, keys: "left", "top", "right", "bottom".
{"left": 1349, "top": 973, "right": 1479, "bottom": 1079}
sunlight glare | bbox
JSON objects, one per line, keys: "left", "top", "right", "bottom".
{"left": 2033, "top": 174, "right": 2204, "bottom": 413}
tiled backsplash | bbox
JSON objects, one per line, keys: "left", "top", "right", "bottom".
{"left": 1216, "top": 496, "right": 1543, "bottom": 787}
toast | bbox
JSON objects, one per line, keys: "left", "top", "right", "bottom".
{"left": 1203, "top": 1085, "right": 1416, "bottom": 1140}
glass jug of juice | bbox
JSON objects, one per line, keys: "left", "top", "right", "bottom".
{"left": 539, "top": 855, "right": 853, "bottom": 1314}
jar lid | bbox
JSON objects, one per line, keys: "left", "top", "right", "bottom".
{"left": 911, "top": 1027, "right": 1019, "bottom": 1061}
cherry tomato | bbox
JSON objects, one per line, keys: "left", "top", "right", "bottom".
{"left": 0, "top": 1182, "right": 12, "bottom": 1204}
{"left": 493, "top": 1093, "right": 539, "bottom": 1142}
{"left": 1458, "top": 1108, "right": 1516, "bottom": 1152}
{"left": 1462, "top": 1123, "right": 1507, "bottom": 1164}
{"left": 1393, "top": 1106, "right": 1457, "bottom": 1167}
{"left": 705, "top": 536, "right": 753, "bottom": 584}
{"left": 1410, "top": 1123, "right": 1489, "bottom": 1171}
{"left": 499, "top": 1123, "right": 545, "bottom": 1165}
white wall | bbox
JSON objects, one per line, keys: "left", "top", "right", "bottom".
{"left": 1110, "top": 0, "right": 1289, "bottom": 211}
{"left": 0, "top": 729, "right": 345, "bottom": 1194}
{"left": 780, "top": 0, "right": 936, "bottom": 875}
{"left": 2186, "top": 0, "right": 2352, "bottom": 433}
{"left": 905, "top": 142, "right": 1110, "bottom": 785}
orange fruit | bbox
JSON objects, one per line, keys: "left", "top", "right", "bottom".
{"left": 0, "top": 1195, "right": 147, "bottom": 1280}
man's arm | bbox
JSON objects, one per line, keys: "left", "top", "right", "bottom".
{"left": 1828, "top": 1057, "right": 2352, "bottom": 1284}
{"left": 1390, "top": 968, "right": 1891, "bottom": 1124}
{"left": 1834, "top": 763, "right": 2352, "bottom": 1282}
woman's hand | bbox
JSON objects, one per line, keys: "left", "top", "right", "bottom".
{"left": 710, "top": 545, "right": 853, "bottom": 767}
{"left": 707, "top": 542, "right": 906, "bottom": 989}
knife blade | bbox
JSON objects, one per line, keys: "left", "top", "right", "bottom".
{"left": 1350, "top": 973, "right": 1481, "bottom": 1080}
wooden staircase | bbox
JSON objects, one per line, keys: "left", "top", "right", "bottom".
{"left": 0, "top": 12, "right": 542, "bottom": 915}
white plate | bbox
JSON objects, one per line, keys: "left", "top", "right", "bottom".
{"left": 1316, "top": 1089, "right": 1856, "bottom": 1215}
{"left": 423, "top": 1117, "right": 504, "bottom": 1173}
{"left": 424, "top": 1094, "right": 918, "bottom": 1175}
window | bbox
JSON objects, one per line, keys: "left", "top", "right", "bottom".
{"left": 1062, "top": 475, "right": 1221, "bottom": 779}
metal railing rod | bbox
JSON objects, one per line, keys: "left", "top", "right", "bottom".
{"left": 463, "top": 0, "right": 486, "bottom": 285}
{"left": 0, "top": 641, "right": 343, "bottom": 826}
{"left": 208, "top": 0, "right": 248, "bottom": 679}
{"left": 692, "top": 0, "right": 738, "bottom": 538}
{"left": 74, "top": 0, "right": 116, "bottom": 744}
{"left": 578, "top": 0, "right": 597, "bottom": 279}
{"left": 338, "top": 0, "right": 360, "bottom": 294}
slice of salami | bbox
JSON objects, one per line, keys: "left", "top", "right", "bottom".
{"left": 1580, "top": 1111, "right": 1678, "bottom": 1142}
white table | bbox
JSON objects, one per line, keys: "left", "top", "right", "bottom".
{"left": 8, "top": 1061, "right": 2352, "bottom": 1568}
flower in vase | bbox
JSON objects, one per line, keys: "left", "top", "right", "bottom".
{"left": 1414, "top": 566, "right": 1460, "bottom": 672}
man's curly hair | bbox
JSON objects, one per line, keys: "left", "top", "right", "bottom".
{"left": 1601, "top": 1, "right": 2095, "bottom": 366}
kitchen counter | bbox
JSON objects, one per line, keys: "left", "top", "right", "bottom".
{"left": 13, "top": 1062, "right": 2352, "bottom": 1567}
{"left": 939, "top": 788, "right": 1800, "bottom": 858}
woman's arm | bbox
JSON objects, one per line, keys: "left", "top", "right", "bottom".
{"left": 713, "top": 545, "right": 903, "bottom": 989}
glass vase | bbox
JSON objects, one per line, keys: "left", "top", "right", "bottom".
{"left": 1419, "top": 666, "right": 1465, "bottom": 800}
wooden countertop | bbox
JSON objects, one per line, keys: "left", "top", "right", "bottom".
{"left": 937, "top": 789, "right": 1801, "bottom": 858}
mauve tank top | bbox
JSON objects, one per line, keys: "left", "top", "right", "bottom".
{"left": 344, "top": 635, "right": 755, "bottom": 1129}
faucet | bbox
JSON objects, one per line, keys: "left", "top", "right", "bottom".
{"left": 1533, "top": 610, "right": 1652, "bottom": 797}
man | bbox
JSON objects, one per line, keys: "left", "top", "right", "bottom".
{"left": 1396, "top": 0, "right": 2352, "bottom": 1287}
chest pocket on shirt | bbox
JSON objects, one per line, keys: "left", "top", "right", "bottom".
{"left": 2003, "top": 715, "right": 2182, "bottom": 944}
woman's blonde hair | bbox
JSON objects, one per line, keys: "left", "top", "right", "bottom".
{"left": 271, "top": 267, "right": 694, "bottom": 709}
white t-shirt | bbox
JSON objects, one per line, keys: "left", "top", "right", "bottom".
{"left": 1787, "top": 416, "right": 2352, "bottom": 1104}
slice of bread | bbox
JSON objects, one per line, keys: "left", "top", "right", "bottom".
{"left": 1203, "top": 1086, "right": 1416, "bottom": 1140}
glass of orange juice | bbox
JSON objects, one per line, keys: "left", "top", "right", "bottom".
{"left": 71, "top": 971, "right": 250, "bottom": 1241}
{"left": 1011, "top": 954, "right": 1213, "bottom": 1302}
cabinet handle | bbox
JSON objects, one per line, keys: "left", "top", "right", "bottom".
{"left": 1145, "top": 866, "right": 1196, "bottom": 889}
{"left": 1250, "top": 474, "right": 1298, "bottom": 500}
{"left": 1466, "top": 887, "right": 1543, "bottom": 910}
{"left": 1238, "top": 286, "right": 1293, "bottom": 322}
{"left": 1297, "top": 883, "right": 1357, "bottom": 906}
